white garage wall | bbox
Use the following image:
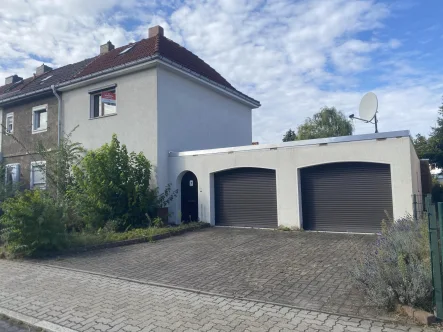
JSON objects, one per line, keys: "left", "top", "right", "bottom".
{"left": 168, "top": 131, "right": 418, "bottom": 229}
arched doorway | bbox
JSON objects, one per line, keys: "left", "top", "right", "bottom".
{"left": 181, "top": 171, "right": 198, "bottom": 222}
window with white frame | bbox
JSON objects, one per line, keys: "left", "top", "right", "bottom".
{"left": 90, "top": 88, "right": 117, "bottom": 118}
{"left": 32, "top": 104, "right": 48, "bottom": 133}
{"left": 6, "top": 112, "right": 13, "bottom": 134}
{"left": 30, "top": 161, "right": 46, "bottom": 189}
{"left": 5, "top": 163, "right": 20, "bottom": 185}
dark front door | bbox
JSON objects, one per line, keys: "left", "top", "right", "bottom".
{"left": 181, "top": 171, "right": 198, "bottom": 222}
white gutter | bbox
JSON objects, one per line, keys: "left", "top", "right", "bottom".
{"left": 56, "top": 57, "right": 260, "bottom": 108}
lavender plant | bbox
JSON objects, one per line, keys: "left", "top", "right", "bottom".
{"left": 352, "top": 214, "right": 432, "bottom": 311}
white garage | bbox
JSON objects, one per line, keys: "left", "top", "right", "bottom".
{"left": 168, "top": 131, "right": 421, "bottom": 233}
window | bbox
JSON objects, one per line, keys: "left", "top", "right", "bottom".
{"left": 32, "top": 104, "right": 48, "bottom": 133}
{"left": 30, "top": 161, "right": 46, "bottom": 189}
{"left": 5, "top": 163, "right": 20, "bottom": 185}
{"left": 6, "top": 113, "right": 13, "bottom": 134}
{"left": 119, "top": 45, "right": 134, "bottom": 55}
{"left": 40, "top": 75, "right": 53, "bottom": 84}
{"left": 90, "top": 89, "right": 117, "bottom": 118}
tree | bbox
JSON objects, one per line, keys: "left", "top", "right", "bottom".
{"left": 282, "top": 129, "right": 297, "bottom": 142}
{"left": 413, "top": 134, "right": 433, "bottom": 160}
{"left": 427, "top": 97, "right": 443, "bottom": 167}
{"left": 413, "top": 97, "right": 443, "bottom": 167}
{"left": 297, "top": 107, "right": 353, "bottom": 140}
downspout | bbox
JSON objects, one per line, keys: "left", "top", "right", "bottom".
{"left": 51, "top": 85, "right": 62, "bottom": 146}
{"left": 51, "top": 85, "right": 61, "bottom": 199}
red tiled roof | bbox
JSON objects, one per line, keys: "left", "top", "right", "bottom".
{"left": 76, "top": 34, "right": 234, "bottom": 90}
{"left": 0, "top": 58, "right": 94, "bottom": 103}
{"left": 0, "top": 31, "right": 257, "bottom": 105}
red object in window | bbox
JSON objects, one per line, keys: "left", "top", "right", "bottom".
{"left": 101, "top": 91, "right": 116, "bottom": 103}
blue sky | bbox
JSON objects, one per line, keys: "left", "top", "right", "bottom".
{"left": 0, "top": 0, "right": 442, "bottom": 143}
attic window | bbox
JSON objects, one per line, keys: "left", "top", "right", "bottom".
{"left": 119, "top": 45, "right": 134, "bottom": 55}
{"left": 40, "top": 75, "right": 53, "bottom": 83}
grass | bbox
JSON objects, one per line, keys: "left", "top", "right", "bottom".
{"left": 66, "top": 222, "right": 207, "bottom": 249}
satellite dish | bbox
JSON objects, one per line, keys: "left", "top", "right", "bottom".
{"left": 359, "top": 92, "right": 378, "bottom": 121}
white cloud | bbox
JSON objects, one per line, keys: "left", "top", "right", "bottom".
{"left": 0, "top": 0, "right": 441, "bottom": 144}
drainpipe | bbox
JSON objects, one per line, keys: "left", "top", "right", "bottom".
{"left": 51, "top": 85, "right": 61, "bottom": 146}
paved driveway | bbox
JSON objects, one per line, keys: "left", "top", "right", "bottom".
{"left": 42, "top": 227, "right": 377, "bottom": 318}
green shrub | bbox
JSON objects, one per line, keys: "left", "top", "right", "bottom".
{"left": 68, "top": 134, "right": 175, "bottom": 231}
{"left": 352, "top": 215, "right": 432, "bottom": 311}
{"left": 0, "top": 190, "right": 67, "bottom": 257}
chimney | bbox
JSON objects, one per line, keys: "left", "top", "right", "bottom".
{"left": 100, "top": 41, "right": 115, "bottom": 54}
{"left": 35, "top": 64, "right": 52, "bottom": 76}
{"left": 5, "top": 74, "right": 22, "bottom": 85}
{"left": 148, "top": 25, "right": 164, "bottom": 38}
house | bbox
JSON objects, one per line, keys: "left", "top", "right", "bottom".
{"left": 0, "top": 25, "right": 259, "bottom": 191}
{"left": 0, "top": 60, "right": 92, "bottom": 188}
{"left": 0, "top": 25, "right": 422, "bottom": 233}
{"left": 59, "top": 26, "right": 259, "bottom": 190}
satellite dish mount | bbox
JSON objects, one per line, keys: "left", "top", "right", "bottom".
{"left": 349, "top": 92, "right": 379, "bottom": 133}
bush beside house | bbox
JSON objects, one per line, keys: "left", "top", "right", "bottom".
{"left": 352, "top": 215, "right": 433, "bottom": 312}
{"left": 0, "top": 134, "right": 197, "bottom": 258}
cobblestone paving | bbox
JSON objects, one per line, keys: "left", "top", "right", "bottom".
{"left": 43, "top": 228, "right": 378, "bottom": 317}
{"left": 0, "top": 260, "right": 433, "bottom": 332}
{"left": 0, "top": 316, "right": 38, "bottom": 331}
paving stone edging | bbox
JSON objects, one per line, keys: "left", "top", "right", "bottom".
{"left": 34, "top": 223, "right": 210, "bottom": 258}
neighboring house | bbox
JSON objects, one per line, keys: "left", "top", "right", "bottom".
{"left": 0, "top": 25, "right": 259, "bottom": 191}
{"left": 0, "top": 60, "right": 91, "bottom": 188}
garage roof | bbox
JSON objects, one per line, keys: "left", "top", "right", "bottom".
{"left": 169, "top": 130, "right": 411, "bottom": 156}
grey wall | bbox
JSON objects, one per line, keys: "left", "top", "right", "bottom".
{"left": 2, "top": 95, "right": 58, "bottom": 157}
{"left": 157, "top": 65, "right": 253, "bottom": 190}
{"left": 62, "top": 68, "right": 158, "bottom": 181}
{"left": 1, "top": 95, "right": 58, "bottom": 186}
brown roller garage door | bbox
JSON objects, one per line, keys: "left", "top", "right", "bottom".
{"left": 214, "top": 168, "right": 277, "bottom": 228}
{"left": 300, "top": 162, "right": 393, "bottom": 233}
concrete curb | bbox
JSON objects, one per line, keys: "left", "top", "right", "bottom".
{"left": 33, "top": 261, "right": 399, "bottom": 324}
{"left": 0, "top": 306, "right": 78, "bottom": 332}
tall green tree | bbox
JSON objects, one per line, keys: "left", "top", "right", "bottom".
{"left": 413, "top": 134, "right": 432, "bottom": 160}
{"left": 282, "top": 129, "right": 297, "bottom": 142}
{"left": 427, "top": 98, "right": 443, "bottom": 167}
{"left": 413, "top": 97, "right": 443, "bottom": 167}
{"left": 297, "top": 106, "right": 353, "bottom": 140}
